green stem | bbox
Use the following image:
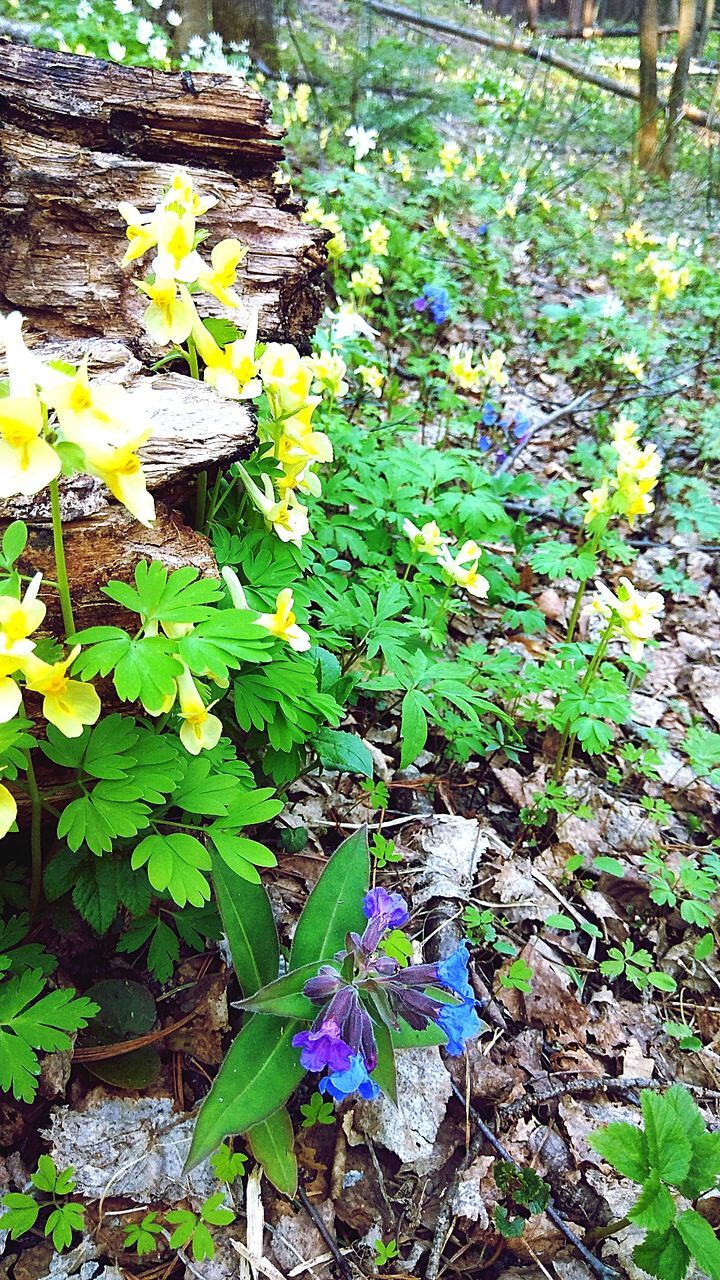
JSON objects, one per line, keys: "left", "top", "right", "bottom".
{"left": 49, "top": 479, "right": 75, "bottom": 639}
{"left": 586, "top": 1215, "right": 630, "bottom": 1244}
{"left": 564, "top": 529, "right": 601, "bottom": 644}
{"left": 553, "top": 619, "right": 615, "bottom": 782}
{"left": 429, "top": 584, "right": 452, "bottom": 634}
{"left": 186, "top": 336, "right": 200, "bottom": 381}
{"left": 25, "top": 749, "right": 43, "bottom": 919}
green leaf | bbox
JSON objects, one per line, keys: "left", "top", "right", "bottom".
{"left": 82, "top": 979, "right": 156, "bottom": 1043}
{"left": 186, "top": 1016, "right": 304, "bottom": 1170}
{"left": 289, "top": 828, "right": 370, "bottom": 969}
{"left": 1, "top": 521, "right": 27, "bottom": 567}
{"left": 633, "top": 1228, "right": 690, "bottom": 1280}
{"left": 676, "top": 1209, "right": 720, "bottom": 1280}
{"left": 211, "top": 856, "right": 279, "bottom": 996}
{"left": 313, "top": 729, "right": 374, "bottom": 777}
{"left": 131, "top": 833, "right": 211, "bottom": 907}
{"left": 399, "top": 690, "right": 428, "bottom": 769}
{"left": 46, "top": 1202, "right": 85, "bottom": 1251}
{"left": 589, "top": 1122, "right": 650, "bottom": 1183}
{"left": 628, "top": 1173, "right": 677, "bottom": 1233}
{"left": 209, "top": 830, "right": 277, "bottom": 883}
{"left": 200, "top": 1192, "right": 235, "bottom": 1226}
{"left": 390, "top": 1019, "right": 448, "bottom": 1050}
{"left": 0, "top": 972, "right": 98, "bottom": 1102}
{"left": 679, "top": 1131, "right": 720, "bottom": 1200}
{"left": 246, "top": 1108, "right": 298, "bottom": 1197}
{"left": 372, "top": 1021, "right": 398, "bottom": 1105}
{"left": 0, "top": 1192, "right": 40, "bottom": 1239}
{"left": 237, "top": 963, "right": 320, "bottom": 1019}
{"left": 641, "top": 1091, "right": 693, "bottom": 1186}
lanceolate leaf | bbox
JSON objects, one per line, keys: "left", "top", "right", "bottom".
{"left": 211, "top": 855, "right": 279, "bottom": 995}
{"left": 186, "top": 1016, "right": 303, "bottom": 1170}
{"left": 399, "top": 689, "right": 429, "bottom": 769}
{"left": 372, "top": 1021, "right": 398, "bottom": 1105}
{"left": 236, "top": 962, "right": 322, "bottom": 1020}
{"left": 289, "top": 828, "right": 370, "bottom": 970}
{"left": 246, "top": 1108, "right": 298, "bottom": 1198}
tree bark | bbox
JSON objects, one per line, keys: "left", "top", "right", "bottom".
{"left": 212, "top": 0, "right": 279, "bottom": 71}
{"left": 639, "top": 0, "right": 660, "bottom": 167}
{"left": 693, "top": 0, "right": 715, "bottom": 54}
{"left": 172, "top": 0, "right": 212, "bottom": 54}
{"left": 660, "top": 0, "right": 698, "bottom": 173}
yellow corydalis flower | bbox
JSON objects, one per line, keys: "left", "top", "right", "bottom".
{"left": 592, "top": 577, "right": 664, "bottom": 660}
{"left": 0, "top": 313, "right": 61, "bottom": 499}
{"left": 189, "top": 297, "right": 262, "bottom": 401}
{"left": 256, "top": 589, "right": 311, "bottom": 652}
{"left": 356, "top": 365, "right": 384, "bottom": 397}
{"left": 614, "top": 349, "right": 645, "bottom": 381}
{"left": 309, "top": 351, "right": 348, "bottom": 399}
{"left": 24, "top": 646, "right": 101, "bottom": 738}
{"left": 403, "top": 519, "right": 448, "bottom": 558}
{"left": 361, "top": 221, "right": 390, "bottom": 257}
{"left": 137, "top": 278, "right": 195, "bottom": 346}
{"left": 0, "top": 782, "right": 17, "bottom": 840}
{"left": 439, "top": 541, "right": 489, "bottom": 599}
{"left": 351, "top": 262, "right": 383, "bottom": 297}
{"left": 175, "top": 667, "right": 223, "bottom": 756}
{"left": 198, "top": 239, "right": 247, "bottom": 308}
{"left": 480, "top": 349, "right": 508, "bottom": 388}
{"left": 0, "top": 573, "right": 45, "bottom": 645}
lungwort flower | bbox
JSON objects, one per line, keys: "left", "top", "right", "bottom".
{"left": 591, "top": 577, "right": 664, "bottom": 660}
{"left": 288, "top": 887, "right": 484, "bottom": 1102}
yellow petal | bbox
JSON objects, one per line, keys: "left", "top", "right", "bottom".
{"left": 0, "top": 782, "right": 17, "bottom": 840}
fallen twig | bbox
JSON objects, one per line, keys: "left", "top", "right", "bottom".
{"left": 449, "top": 1083, "right": 621, "bottom": 1280}
{"left": 499, "top": 1073, "right": 656, "bottom": 1122}
{"left": 296, "top": 1186, "right": 356, "bottom": 1280}
{"left": 494, "top": 388, "right": 595, "bottom": 475}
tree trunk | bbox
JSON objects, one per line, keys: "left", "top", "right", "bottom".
{"left": 568, "top": 0, "right": 584, "bottom": 33}
{"left": 172, "top": 0, "right": 212, "bottom": 55}
{"left": 212, "top": 0, "right": 279, "bottom": 71}
{"left": 660, "top": 0, "right": 697, "bottom": 173}
{"left": 693, "top": 0, "right": 715, "bottom": 54}
{"left": 638, "top": 0, "right": 660, "bottom": 168}
{"left": 0, "top": 43, "right": 327, "bottom": 628}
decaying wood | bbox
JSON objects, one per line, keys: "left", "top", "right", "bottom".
{"left": 0, "top": 43, "right": 328, "bottom": 347}
{"left": 0, "top": 47, "right": 324, "bottom": 632}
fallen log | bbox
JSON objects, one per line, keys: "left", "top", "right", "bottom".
{"left": 365, "top": 0, "right": 720, "bottom": 131}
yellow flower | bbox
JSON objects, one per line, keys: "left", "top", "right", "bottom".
{"left": 623, "top": 219, "right": 654, "bottom": 249}
{"left": 438, "top": 140, "right": 462, "bottom": 174}
{"left": 276, "top": 81, "right": 290, "bottom": 102}
{"left": 381, "top": 147, "right": 393, "bottom": 166}
{"left": 439, "top": 541, "right": 489, "bottom": 599}
{"left": 294, "top": 83, "right": 311, "bottom": 123}
{"left": 534, "top": 193, "right": 551, "bottom": 213}
{"left": 402, "top": 518, "right": 448, "bottom": 557}
{"left": 433, "top": 212, "right": 450, "bottom": 238}
{"left": 592, "top": 577, "right": 664, "bottom": 660}
{"left": 350, "top": 263, "right": 383, "bottom": 296}
{"left": 256, "top": 588, "right": 311, "bottom": 652}
{"left": 152, "top": 209, "right": 204, "bottom": 284}
{"left": 480, "top": 349, "right": 508, "bottom": 387}
{"left": 79, "top": 431, "right": 156, "bottom": 527}
{"left": 0, "top": 573, "right": 45, "bottom": 645}
{"left": 447, "top": 344, "right": 482, "bottom": 392}
{"left": 236, "top": 466, "right": 310, "bottom": 546}
{"left": 190, "top": 298, "right": 262, "bottom": 401}
{"left": 118, "top": 201, "right": 159, "bottom": 268}
{"left": 0, "top": 632, "right": 34, "bottom": 724}
{"left": 176, "top": 667, "right": 223, "bottom": 755}
{"left": 161, "top": 170, "right": 217, "bottom": 219}
{"left": 198, "top": 238, "right": 247, "bottom": 308}
{"left": 397, "top": 153, "right": 413, "bottom": 182}
{"left": 0, "top": 394, "right": 61, "bottom": 499}
{"left": 46, "top": 358, "right": 132, "bottom": 437}
{"left": 24, "top": 646, "right": 101, "bottom": 738}
{"left": 356, "top": 365, "right": 384, "bottom": 397}
{"left": 583, "top": 479, "right": 611, "bottom": 525}
{"left": 361, "top": 221, "right": 390, "bottom": 257}
{"left": 0, "top": 782, "right": 17, "bottom": 840}
{"left": 310, "top": 351, "right": 348, "bottom": 398}
{"left": 614, "top": 349, "right": 645, "bottom": 381}
{"left": 137, "top": 278, "right": 195, "bottom": 346}
{"left": 500, "top": 198, "right": 517, "bottom": 220}
{"left": 327, "top": 229, "right": 348, "bottom": 260}
{"left": 301, "top": 197, "right": 326, "bottom": 226}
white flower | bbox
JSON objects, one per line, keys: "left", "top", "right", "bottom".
{"left": 76, "top": 0, "right": 91, "bottom": 18}
{"left": 167, "top": 8, "right": 182, "bottom": 23}
{"left": 329, "top": 304, "right": 378, "bottom": 344}
{"left": 345, "top": 125, "right": 378, "bottom": 161}
{"left": 146, "top": 0, "right": 162, "bottom": 8}
{"left": 136, "top": 16, "right": 153, "bottom": 43}
{"left": 114, "top": 0, "right": 133, "bottom": 12}
{"left": 186, "top": 34, "right": 205, "bottom": 57}
{"left": 148, "top": 34, "right": 168, "bottom": 59}
{"left": 107, "top": 40, "right": 127, "bottom": 59}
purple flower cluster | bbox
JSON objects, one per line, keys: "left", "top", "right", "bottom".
{"left": 292, "top": 887, "right": 484, "bottom": 1102}
{"left": 411, "top": 284, "right": 451, "bottom": 324}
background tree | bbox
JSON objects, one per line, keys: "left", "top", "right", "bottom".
{"left": 638, "top": 0, "right": 660, "bottom": 168}
{"left": 212, "top": 0, "right": 279, "bottom": 71}
{"left": 660, "top": 0, "right": 697, "bottom": 173}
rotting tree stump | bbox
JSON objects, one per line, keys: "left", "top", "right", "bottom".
{"left": 0, "top": 44, "right": 328, "bottom": 628}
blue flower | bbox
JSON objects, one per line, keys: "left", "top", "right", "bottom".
{"left": 436, "top": 998, "right": 485, "bottom": 1055}
{"left": 478, "top": 435, "right": 492, "bottom": 453}
{"left": 319, "top": 1053, "right": 381, "bottom": 1102}
{"left": 363, "top": 887, "right": 409, "bottom": 929}
{"left": 481, "top": 402, "right": 499, "bottom": 426}
{"left": 513, "top": 414, "right": 530, "bottom": 440}
{"left": 477, "top": 222, "right": 489, "bottom": 237}
{"left": 292, "top": 1018, "right": 353, "bottom": 1073}
{"left": 437, "top": 943, "right": 474, "bottom": 1001}
{"left": 411, "top": 284, "right": 451, "bottom": 324}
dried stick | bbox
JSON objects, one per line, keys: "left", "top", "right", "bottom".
{"left": 296, "top": 1186, "right": 356, "bottom": 1280}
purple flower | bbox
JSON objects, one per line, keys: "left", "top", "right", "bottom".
{"left": 412, "top": 296, "right": 428, "bottom": 312}
{"left": 477, "top": 222, "right": 489, "bottom": 237}
{"left": 292, "top": 1018, "right": 353, "bottom": 1073}
{"left": 319, "top": 1053, "right": 381, "bottom": 1102}
{"left": 304, "top": 965, "right": 343, "bottom": 1003}
{"left": 436, "top": 998, "right": 485, "bottom": 1055}
{"left": 437, "top": 943, "right": 474, "bottom": 1001}
{"left": 495, "top": 449, "right": 507, "bottom": 465}
{"left": 363, "top": 887, "right": 409, "bottom": 929}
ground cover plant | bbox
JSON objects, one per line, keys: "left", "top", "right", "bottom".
{"left": 1, "top": 0, "right": 720, "bottom": 1277}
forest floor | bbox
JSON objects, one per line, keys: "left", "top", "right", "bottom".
{"left": 2, "top": 0, "right": 720, "bottom": 1278}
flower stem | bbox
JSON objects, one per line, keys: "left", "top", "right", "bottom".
{"left": 25, "top": 749, "right": 43, "bottom": 918}
{"left": 49, "top": 479, "right": 75, "bottom": 639}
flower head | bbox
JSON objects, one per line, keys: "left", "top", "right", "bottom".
{"left": 356, "top": 365, "right": 384, "bottom": 397}
{"left": 198, "top": 238, "right": 247, "bottom": 308}
{"left": 591, "top": 577, "right": 664, "bottom": 660}
{"left": 351, "top": 263, "right": 383, "bottom": 297}
{"left": 292, "top": 1019, "right": 353, "bottom": 1073}
{"left": 439, "top": 542, "right": 489, "bottom": 600}
{"left": 175, "top": 667, "right": 222, "bottom": 755}
{"left": 23, "top": 646, "right": 101, "bottom": 738}
{"left": 361, "top": 221, "right": 390, "bottom": 257}
{"left": 256, "top": 589, "right": 311, "bottom": 652}
{"left": 403, "top": 519, "right": 448, "bottom": 558}
{"left": 345, "top": 125, "right": 378, "bottom": 161}
{"left": 319, "top": 1053, "right": 380, "bottom": 1102}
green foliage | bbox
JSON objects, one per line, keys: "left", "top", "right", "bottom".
{"left": 166, "top": 1193, "right": 236, "bottom": 1262}
{"left": 493, "top": 1161, "right": 551, "bottom": 1238}
{"left": 0, "top": 973, "right": 98, "bottom": 1102}
{"left": 0, "top": 1158, "right": 85, "bottom": 1253}
{"left": 590, "top": 1086, "right": 720, "bottom": 1279}
{"left": 300, "top": 1091, "right": 336, "bottom": 1127}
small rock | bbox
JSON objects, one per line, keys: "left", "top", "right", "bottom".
{"left": 355, "top": 1048, "right": 452, "bottom": 1170}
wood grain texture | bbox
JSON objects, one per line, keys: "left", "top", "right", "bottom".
{"left": 0, "top": 44, "right": 329, "bottom": 346}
